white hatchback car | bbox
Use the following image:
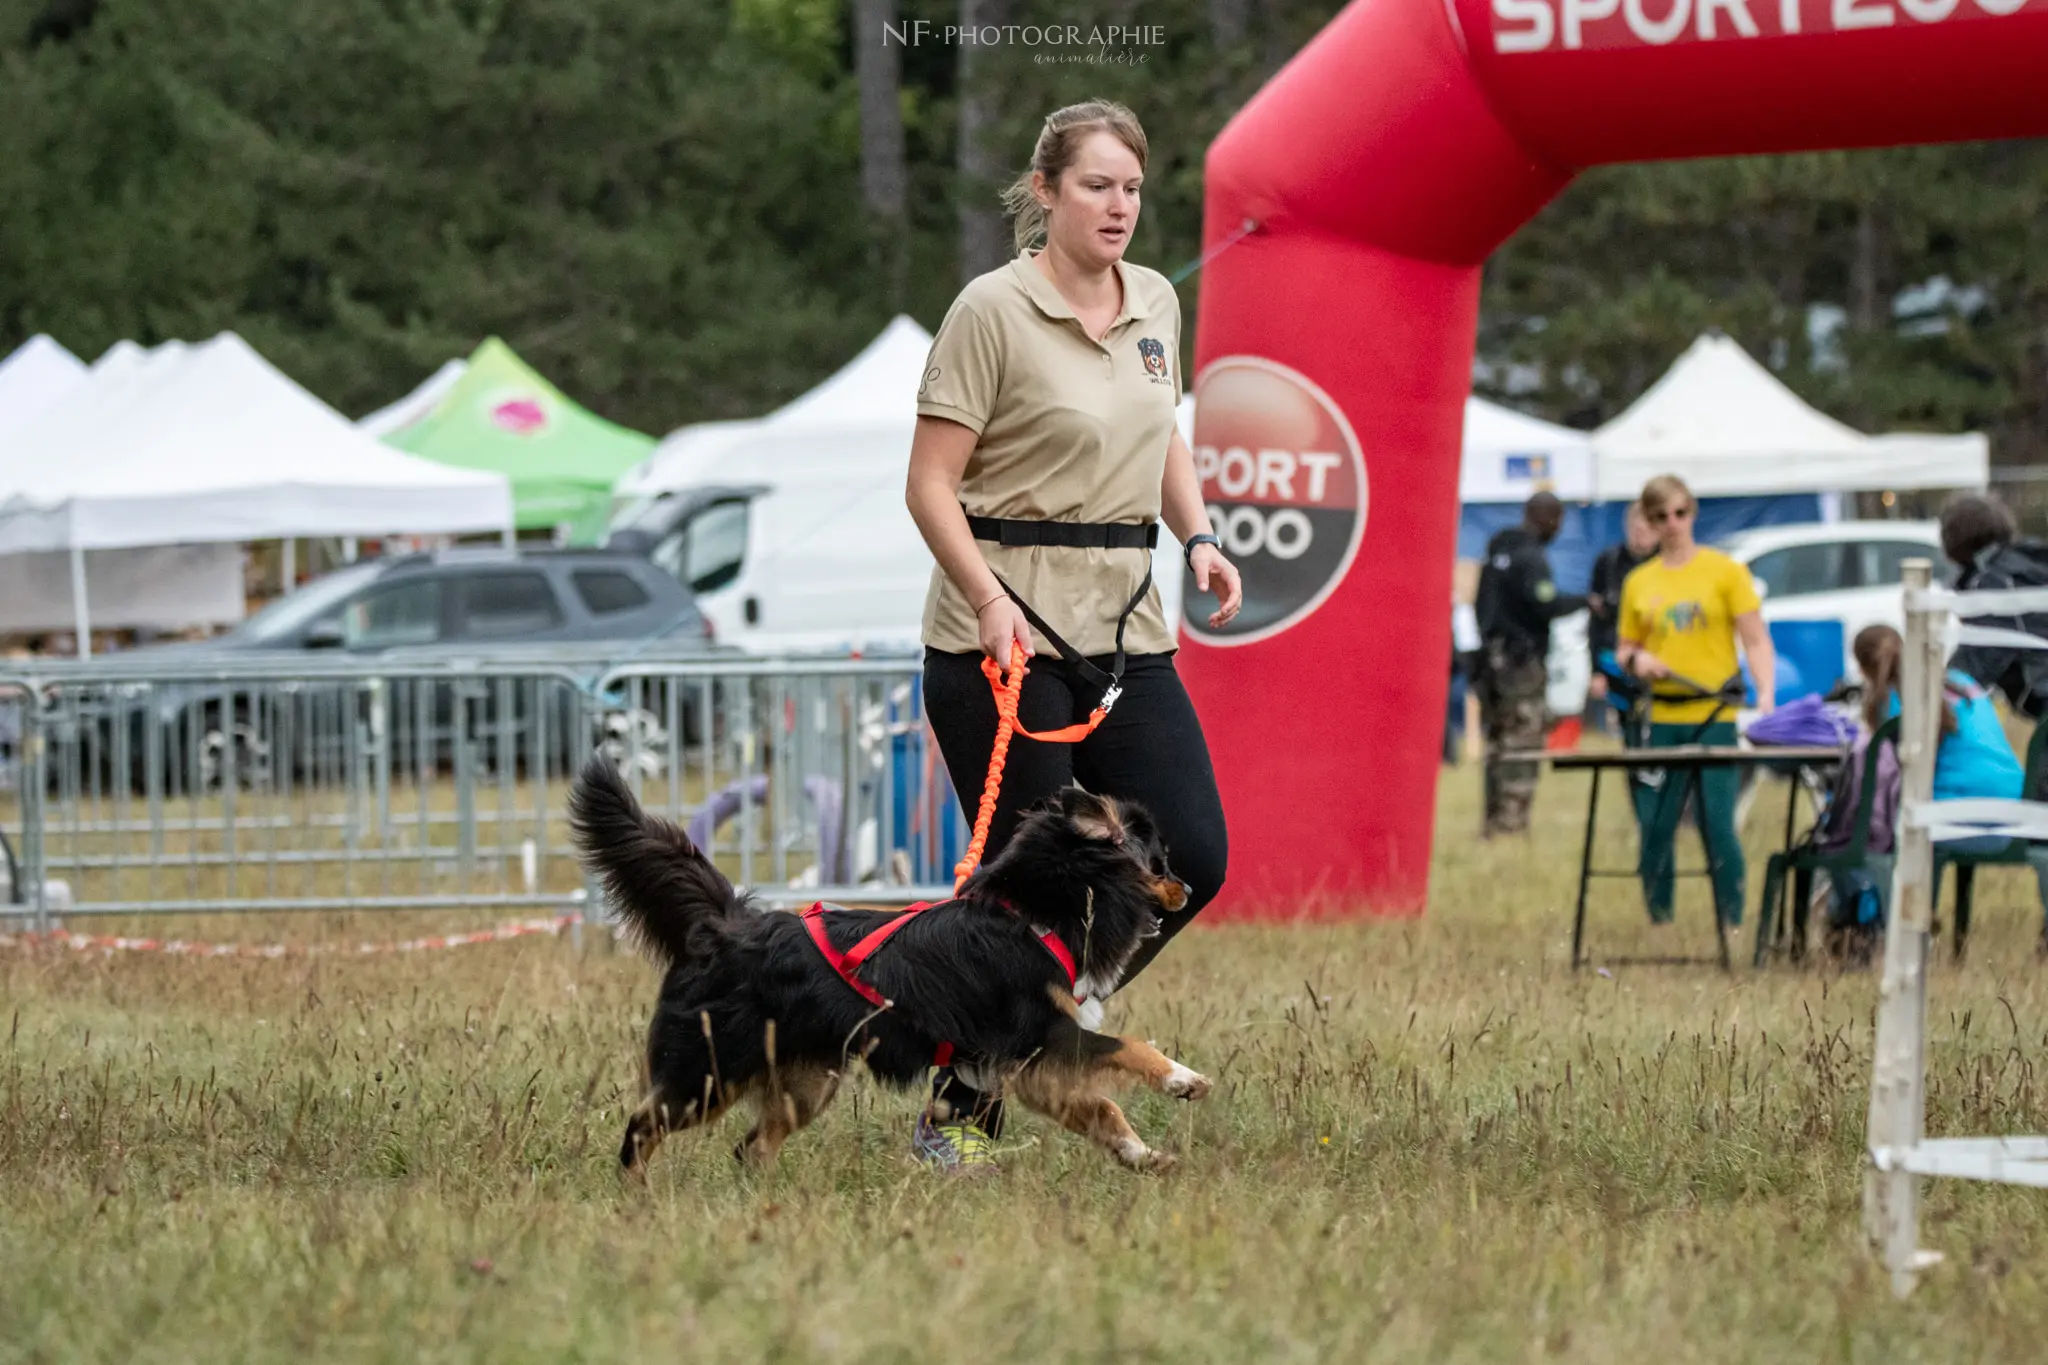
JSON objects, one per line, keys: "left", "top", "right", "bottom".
{"left": 1545, "top": 519, "right": 1953, "bottom": 718}
{"left": 1717, "top": 521, "right": 1951, "bottom": 673}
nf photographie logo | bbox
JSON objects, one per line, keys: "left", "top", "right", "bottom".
{"left": 883, "top": 21, "right": 1167, "bottom": 62}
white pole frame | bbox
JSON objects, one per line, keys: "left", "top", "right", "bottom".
{"left": 68, "top": 541, "right": 91, "bottom": 660}
{"left": 1864, "top": 558, "right": 1944, "bottom": 1295}
{"left": 1863, "top": 558, "right": 2048, "bottom": 1295}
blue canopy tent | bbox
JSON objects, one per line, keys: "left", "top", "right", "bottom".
{"left": 1459, "top": 334, "right": 1992, "bottom": 591}
{"left": 1457, "top": 494, "right": 1825, "bottom": 594}
{"left": 1455, "top": 395, "right": 1600, "bottom": 587}
{"left": 1456, "top": 393, "right": 1823, "bottom": 593}
{"left": 1460, "top": 334, "right": 1989, "bottom": 713}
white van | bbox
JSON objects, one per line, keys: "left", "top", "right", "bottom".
{"left": 606, "top": 317, "right": 1189, "bottom": 655}
{"left": 608, "top": 477, "right": 1186, "bottom": 657}
{"left": 608, "top": 465, "right": 931, "bottom": 655}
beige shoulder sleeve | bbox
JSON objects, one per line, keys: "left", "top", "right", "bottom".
{"left": 916, "top": 299, "right": 1001, "bottom": 436}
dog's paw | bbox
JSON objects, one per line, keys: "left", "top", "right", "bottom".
{"left": 1113, "top": 1138, "right": 1177, "bottom": 1174}
{"left": 1162, "top": 1062, "right": 1211, "bottom": 1101}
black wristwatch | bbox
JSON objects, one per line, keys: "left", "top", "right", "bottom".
{"left": 1183, "top": 533, "right": 1222, "bottom": 571}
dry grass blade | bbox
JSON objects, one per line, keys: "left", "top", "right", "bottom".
{"left": 3, "top": 760, "right": 2048, "bottom": 1359}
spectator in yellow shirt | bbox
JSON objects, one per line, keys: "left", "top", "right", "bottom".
{"left": 1616, "top": 475, "right": 1776, "bottom": 928}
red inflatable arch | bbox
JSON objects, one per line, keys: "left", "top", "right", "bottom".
{"left": 1177, "top": 0, "right": 2048, "bottom": 915}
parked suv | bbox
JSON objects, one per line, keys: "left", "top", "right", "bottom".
{"left": 209, "top": 547, "right": 712, "bottom": 653}
{"left": 51, "top": 550, "right": 717, "bottom": 794}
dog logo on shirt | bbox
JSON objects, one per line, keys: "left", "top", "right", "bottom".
{"left": 1137, "top": 337, "right": 1171, "bottom": 385}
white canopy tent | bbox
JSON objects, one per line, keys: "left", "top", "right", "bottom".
{"left": 1458, "top": 397, "right": 1596, "bottom": 503}
{"left": 0, "top": 544, "right": 250, "bottom": 637}
{"left": 0, "top": 335, "right": 88, "bottom": 437}
{"left": 614, "top": 417, "right": 768, "bottom": 501}
{"left": 0, "top": 332, "right": 515, "bottom": 653}
{"left": 628, "top": 321, "right": 1538, "bottom": 506}
{"left": 617, "top": 316, "right": 940, "bottom": 502}
{"left": 1590, "top": 332, "right": 1989, "bottom": 500}
{"left": 357, "top": 357, "right": 468, "bottom": 438}
{"left": 0, "top": 338, "right": 248, "bottom": 637}
{"left": 615, "top": 316, "right": 1190, "bottom": 647}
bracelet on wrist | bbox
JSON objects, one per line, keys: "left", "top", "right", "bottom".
{"left": 973, "top": 592, "right": 1006, "bottom": 615}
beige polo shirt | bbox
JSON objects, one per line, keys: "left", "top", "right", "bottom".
{"left": 917, "top": 250, "right": 1182, "bottom": 659}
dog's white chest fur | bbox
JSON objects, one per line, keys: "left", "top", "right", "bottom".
{"left": 1074, "top": 972, "right": 1116, "bottom": 1003}
{"left": 1074, "top": 976, "right": 1116, "bottom": 1032}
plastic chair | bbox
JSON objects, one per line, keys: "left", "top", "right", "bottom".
{"left": 1935, "top": 719, "right": 2048, "bottom": 959}
{"left": 1754, "top": 716, "right": 1899, "bottom": 967}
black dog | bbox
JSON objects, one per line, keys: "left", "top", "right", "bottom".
{"left": 568, "top": 757, "right": 1211, "bottom": 1174}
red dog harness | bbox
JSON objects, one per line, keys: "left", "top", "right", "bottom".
{"left": 801, "top": 900, "right": 1079, "bottom": 1067}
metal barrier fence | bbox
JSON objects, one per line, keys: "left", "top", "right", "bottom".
{"left": 0, "top": 651, "right": 966, "bottom": 933}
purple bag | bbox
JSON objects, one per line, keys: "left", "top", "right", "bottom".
{"left": 1744, "top": 693, "right": 1856, "bottom": 748}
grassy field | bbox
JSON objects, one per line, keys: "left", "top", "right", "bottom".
{"left": 7, "top": 757, "right": 2048, "bottom": 1363}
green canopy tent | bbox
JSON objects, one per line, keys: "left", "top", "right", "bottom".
{"left": 387, "top": 339, "right": 655, "bottom": 544}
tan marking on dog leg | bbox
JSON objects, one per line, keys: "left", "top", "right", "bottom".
{"left": 1009, "top": 1068, "right": 1174, "bottom": 1173}
{"left": 737, "top": 1065, "right": 842, "bottom": 1166}
{"left": 1095, "top": 1036, "right": 1211, "bottom": 1099}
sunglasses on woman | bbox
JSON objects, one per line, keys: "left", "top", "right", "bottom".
{"left": 1648, "top": 504, "right": 1694, "bottom": 525}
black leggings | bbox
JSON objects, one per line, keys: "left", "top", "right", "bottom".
{"left": 921, "top": 647, "right": 1228, "bottom": 1131}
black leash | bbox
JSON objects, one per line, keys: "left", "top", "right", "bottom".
{"left": 1630, "top": 672, "right": 1748, "bottom": 797}
{"left": 967, "top": 513, "right": 1157, "bottom": 708}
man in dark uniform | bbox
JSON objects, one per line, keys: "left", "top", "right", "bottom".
{"left": 1475, "top": 492, "right": 1586, "bottom": 835}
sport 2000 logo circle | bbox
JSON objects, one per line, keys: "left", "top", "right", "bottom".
{"left": 1183, "top": 356, "right": 1368, "bottom": 646}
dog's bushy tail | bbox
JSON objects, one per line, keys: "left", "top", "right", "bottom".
{"left": 569, "top": 755, "right": 749, "bottom": 967}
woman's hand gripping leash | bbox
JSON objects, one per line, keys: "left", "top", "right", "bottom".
{"left": 952, "top": 640, "right": 1123, "bottom": 891}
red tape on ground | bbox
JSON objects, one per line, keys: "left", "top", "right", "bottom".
{"left": 0, "top": 913, "right": 585, "bottom": 959}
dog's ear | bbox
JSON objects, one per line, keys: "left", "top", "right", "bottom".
{"left": 1051, "top": 784, "right": 1096, "bottom": 815}
{"left": 1061, "top": 789, "right": 1126, "bottom": 845}
{"left": 1026, "top": 785, "right": 1090, "bottom": 818}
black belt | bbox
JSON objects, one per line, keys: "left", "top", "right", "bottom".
{"left": 965, "top": 513, "right": 1154, "bottom": 703}
{"left": 965, "top": 515, "right": 1158, "bottom": 550}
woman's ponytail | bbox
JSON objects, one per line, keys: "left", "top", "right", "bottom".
{"left": 1854, "top": 624, "right": 1957, "bottom": 734}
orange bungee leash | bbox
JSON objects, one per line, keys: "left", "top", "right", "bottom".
{"left": 800, "top": 561, "right": 1142, "bottom": 1029}
{"left": 951, "top": 639, "right": 1120, "bottom": 890}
